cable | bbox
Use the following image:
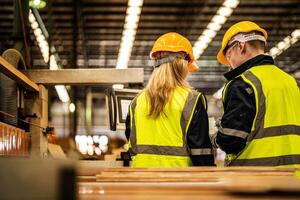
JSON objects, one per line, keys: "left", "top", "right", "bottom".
{"left": 0, "top": 110, "right": 45, "bottom": 130}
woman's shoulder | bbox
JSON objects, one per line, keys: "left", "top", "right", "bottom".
{"left": 177, "top": 86, "right": 202, "bottom": 96}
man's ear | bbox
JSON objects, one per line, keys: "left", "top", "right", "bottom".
{"left": 239, "top": 42, "right": 246, "bottom": 55}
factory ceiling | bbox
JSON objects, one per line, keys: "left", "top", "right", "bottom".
{"left": 0, "top": 0, "right": 299, "bottom": 95}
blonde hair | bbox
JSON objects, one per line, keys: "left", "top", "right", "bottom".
{"left": 144, "top": 56, "right": 191, "bottom": 118}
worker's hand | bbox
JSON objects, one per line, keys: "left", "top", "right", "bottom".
{"left": 209, "top": 131, "right": 219, "bottom": 148}
{"left": 208, "top": 117, "right": 221, "bottom": 148}
{"left": 215, "top": 117, "right": 222, "bottom": 129}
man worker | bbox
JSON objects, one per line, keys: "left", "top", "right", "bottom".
{"left": 210, "top": 21, "right": 300, "bottom": 167}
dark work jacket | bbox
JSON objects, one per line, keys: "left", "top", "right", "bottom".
{"left": 125, "top": 92, "right": 215, "bottom": 166}
{"left": 215, "top": 54, "right": 275, "bottom": 154}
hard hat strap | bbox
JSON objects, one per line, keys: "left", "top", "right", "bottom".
{"left": 228, "top": 32, "right": 266, "bottom": 46}
{"left": 153, "top": 52, "right": 187, "bottom": 68}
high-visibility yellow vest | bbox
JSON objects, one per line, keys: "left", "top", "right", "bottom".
{"left": 128, "top": 87, "right": 205, "bottom": 167}
{"left": 223, "top": 65, "right": 300, "bottom": 167}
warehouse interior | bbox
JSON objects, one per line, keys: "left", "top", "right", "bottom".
{"left": 0, "top": 0, "right": 300, "bottom": 199}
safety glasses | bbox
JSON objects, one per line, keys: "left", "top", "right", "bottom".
{"left": 224, "top": 41, "right": 239, "bottom": 56}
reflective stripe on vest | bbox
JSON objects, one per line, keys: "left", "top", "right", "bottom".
{"left": 129, "top": 89, "right": 202, "bottom": 157}
{"left": 222, "top": 80, "right": 233, "bottom": 105}
{"left": 190, "top": 148, "right": 214, "bottom": 156}
{"left": 219, "top": 125, "right": 249, "bottom": 139}
{"left": 231, "top": 155, "right": 300, "bottom": 166}
{"left": 224, "top": 65, "right": 300, "bottom": 166}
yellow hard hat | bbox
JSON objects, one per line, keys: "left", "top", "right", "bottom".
{"left": 150, "top": 32, "right": 199, "bottom": 72}
{"left": 217, "top": 21, "right": 268, "bottom": 65}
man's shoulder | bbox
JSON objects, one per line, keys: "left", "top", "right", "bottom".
{"left": 227, "top": 77, "right": 254, "bottom": 96}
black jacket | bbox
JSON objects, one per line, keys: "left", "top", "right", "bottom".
{"left": 214, "top": 55, "right": 274, "bottom": 155}
{"left": 125, "top": 92, "right": 215, "bottom": 166}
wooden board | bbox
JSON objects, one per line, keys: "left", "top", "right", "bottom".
{"left": 78, "top": 167, "right": 300, "bottom": 200}
{"left": 23, "top": 68, "right": 144, "bottom": 85}
{"left": 48, "top": 143, "right": 66, "bottom": 159}
{"left": 0, "top": 56, "right": 39, "bottom": 92}
{"left": 94, "top": 167, "right": 295, "bottom": 182}
{"left": 77, "top": 166, "right": 295, "bottom": 182}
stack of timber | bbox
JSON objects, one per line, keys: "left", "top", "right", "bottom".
{"left": 77, "top": 166, "right": 300, "bottom": 200}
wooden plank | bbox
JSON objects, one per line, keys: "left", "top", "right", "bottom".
{"left": 92, "top": 167, "right": 295, "bottom": 172}
{"left": 0, "top": 56, "right": 39, "bottom": 92}
{"left": 23, "top": 68, "right": 144, "bottom": 85}
{"left": 78, "top": 167, "right": 300, "bottom": 199}
{"left": 78, "top": 166, "right": 296, "bottom": 182}
{"left": 47, "top": 143, "right": 66, "bottom": 159}
{"left": 77, "top": 166, "right": 296, "bottom": 182}
{"left": 225, "top": 175, "right": 300, "bottom": 193}
{"left": 78, "top": 175, "right": 300, "bottom": 200}
{"left": 78, "top": 184, "right": 234, "bottom": 200}
{"left": 78, "top": 161, "right": 124, "bottom": 176}
{"left": 77, "top": 176, "right": 97, "bottom": 182}
{"left": 95, "top": 171, "right": 294, "bottom": 182}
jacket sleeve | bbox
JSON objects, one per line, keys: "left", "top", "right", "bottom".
{"left": 125, "top": 97, "right": 139, "bottom": 142}
{"left": 214, "top": 79, "right": 256, "bottom": 155}
{"left": 125, "top": 111, "right": 131, "bottom": 141}
{"left": 186, "top": 93, "right": 215, "bottom": 166}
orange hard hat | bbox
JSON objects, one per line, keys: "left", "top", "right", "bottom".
{"left": 217, "top": 21, "right": 268, "bottom": 65}
{"left": 150, "top": 32, "right": 199, "bottom": 72}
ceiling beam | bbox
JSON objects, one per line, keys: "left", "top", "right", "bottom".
{"left": 23, "top": 68, "right": 144, "bottom": 85}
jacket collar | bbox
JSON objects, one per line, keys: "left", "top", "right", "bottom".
{"left": 224, "top": 54, "right": 274, "bottom": 81}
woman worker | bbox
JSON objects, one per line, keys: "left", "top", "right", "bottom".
{"left": 125, "top": 32, "right": 214, "bottom": 167}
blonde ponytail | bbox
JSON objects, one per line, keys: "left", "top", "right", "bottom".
{"left": 145, "top": 57, "right": 191, "bottom": 118}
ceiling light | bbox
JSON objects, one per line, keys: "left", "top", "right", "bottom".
{"left": 124, "top": 21, "right": 138, "bottom": 30}
{"left": 69, "top": 103, "right": 76, "bottom": 113}
{"left": 50, "top": 55, "right": 58, "bottom": 70}
{"left": 203, "top": 29, "right": 217, "bottom": 38}
{"left": 99, "top": 135, "right": 109, "bottom": 146}
{"left": 125, "top": 14, "right": 139, "bottom": 23}
{"left": 277, "top": 41, "right": 287, "bottom": 50}
{"left": 29, "top": 12, "right": 36, "bottom": 23}
{"left": 197, "top": 35, "right": 212, "bottom": 45}
{"left": 29, "top": 0, "right": 46, "bottom": 9}
{"left": 193, "top": 0, "right": 240, "bottom": 59}
{"left": 36, "top": 34, "right": 45, "bottom": 43}
{"left": 75, "top": 135, "right": 82, "bottom": 144}
{"left": 207, "top": 22, "right": 222, "bottom": 31}
{"left": 223, "top": 0, "right": 239, "bottom": 8}
{"left": 42, "top": 52, "right": 49, "bottom": 63}
{"left": 95, "top": 147, "right": 102, "bottom": 156}
{"left": 31, "top": 21, "right": 39, "bottom": 29}
{"left": 116, "top": 0, "right": 144, "bottom": 69}
{"left": 55, "top": 85, "right": 70, "bottom": 103}
{"left": 193, "top": 48, "right": 204, "bottom": 58}
{"left": 39, "top": 40, "right": 49, "bottom": 50}
{"left": 79, "top": 143, "right": 87, "bottom": 155}
{"left": 268, "top": 29, "right": 300, "bottom": 58}
{"left": 291, "top": 29, "right": 300, "bottom": 38}
{"left": 217, "top": 6, "right": 233, "bottom": 17}
{"left": 34, "top": 28, "right": 42, "bottom": 36}
{"left": 87, "top": 145, "right": 94, "bottom": 156}
{"left": 269, "top": 47, "right": 281, "bottom": 56}
{"left": 128, "top": 0, "right": 143, "bottom": 7}
{"left": 211, "top": 15, "right": 227, "bottom": 25}
{"left": 29, "top": 8, "right": 70, "bottom": 103}
{"left": 126, "top": 7, "right": 142, "bottom": 15}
